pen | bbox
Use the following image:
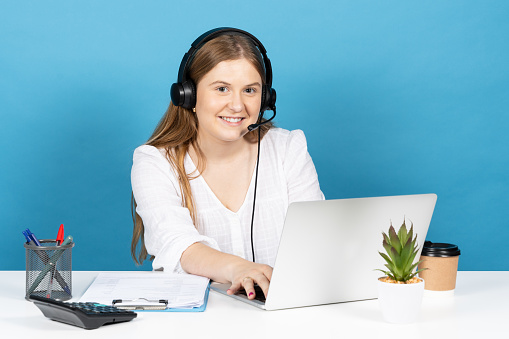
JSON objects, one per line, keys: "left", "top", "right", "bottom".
{"left": 23, "top": 232, "right": 72, "bottom": 296}
{"left": 49, "top": 224, "right": 64, "bottom": 297}
{"left": 25, "top": 228, "right": 41, "bottom": 246}
{"left": 56, "top": 224, "right": 64, "bottom": 246}
{"left": 27, "top": 235, "right": 73, "bottom": 296}
{"left": 22, "top": 230, "right": 32, "bottom": 244}
{"left": 46, "top": 269, "right": 54, "bottom": 298}
{"left": 47, "top": 264, "right": 57, "bottom": 298}
{"left": 23, "top": 230, "right": 45, "bottom": 259}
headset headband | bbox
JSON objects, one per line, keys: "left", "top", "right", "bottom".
{"left": 177, "top": 27, "right": 273, "bottom": 87}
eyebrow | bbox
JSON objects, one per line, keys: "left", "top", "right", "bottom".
{"left": 209, "top": 80, "right": 261, "bottom": 87}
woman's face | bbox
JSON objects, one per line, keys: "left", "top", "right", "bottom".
{"left": 195, "top": 58, "right": 262, "bottom": 145}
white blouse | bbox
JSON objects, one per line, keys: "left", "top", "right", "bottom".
{"left": 131, "top": 128, "right": 324, "bottom": 273}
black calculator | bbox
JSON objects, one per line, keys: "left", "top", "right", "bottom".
{"left": 30, "top": 295, "right": 137, "bottom": 330}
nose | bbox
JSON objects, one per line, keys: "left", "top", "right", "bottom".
{"left": 229, "top": 91, "right": 244, "bottom": 113}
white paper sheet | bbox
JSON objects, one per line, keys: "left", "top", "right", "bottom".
{"left": 79, "top": 272, "right": 210, "bottom": 309}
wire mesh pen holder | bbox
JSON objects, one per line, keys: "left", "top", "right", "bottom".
{"left": 25, "top": 239, "right": 74, "bottom": 301}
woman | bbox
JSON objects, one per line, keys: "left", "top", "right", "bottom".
{"left": 131, "top": 28, "right": 323, "bottom": 300}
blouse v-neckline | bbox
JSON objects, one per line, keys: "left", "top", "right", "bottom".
{"left": 185, "top": 147, "right": 260, "bottom": 215}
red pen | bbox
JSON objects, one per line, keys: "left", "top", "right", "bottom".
{"left": 56, "top": 224, "right": 64, "bottom": 246}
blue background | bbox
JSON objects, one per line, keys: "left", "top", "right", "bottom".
{"left": 2, "top": 1, "right": 508, "bottom": 271}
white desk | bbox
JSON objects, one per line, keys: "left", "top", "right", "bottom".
{"left": 1, "top": 271, "right": 507, "bottom": 338}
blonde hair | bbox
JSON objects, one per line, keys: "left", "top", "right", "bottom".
{"left": 131, "top": 34, "right": 273, "bottom": 265}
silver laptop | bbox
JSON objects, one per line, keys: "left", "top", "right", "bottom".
{"left": 211, "top": 193, "right": 437, "bottom": 310}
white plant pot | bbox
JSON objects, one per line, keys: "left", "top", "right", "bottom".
{"left": 378, "top": 278, "right": 424, "bottom": 324}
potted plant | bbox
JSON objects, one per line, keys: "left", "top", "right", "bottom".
{"left": 376, "top": 219, "right": 426, "bottom": 324}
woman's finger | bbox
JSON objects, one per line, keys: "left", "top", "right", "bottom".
{"left": 242, "top": 277, "right": 256, "bottom": 299}
{"left": 227, "top": 280, "right": 242, "bottom": 295}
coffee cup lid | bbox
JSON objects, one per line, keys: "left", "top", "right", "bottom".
{"left": 422, "top": 241, "right": 461, "bottom": 257}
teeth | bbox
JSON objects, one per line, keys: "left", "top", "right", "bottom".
{"left": 221, "top": 117, "right": 242, "bottom": 123}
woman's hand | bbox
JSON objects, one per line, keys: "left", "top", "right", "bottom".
{"left": 226, "top": 260, "right": 273, "bottom": 300}
{"left": 181, "top": 243, "right": 273, "bottom": 299}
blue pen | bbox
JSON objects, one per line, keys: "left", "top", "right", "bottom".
{"left": 25, "top": 228, "right": 41, "bottom": 246}
{"left": 22, "top": 230, "right": 32, "bottom": 244}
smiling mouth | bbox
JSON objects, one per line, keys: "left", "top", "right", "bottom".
{"left": 220, "top": 116, "right": 244, "bottom": 123}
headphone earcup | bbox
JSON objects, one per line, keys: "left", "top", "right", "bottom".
{"left": 170, "top": 80, "right": 196, "bottom": 109}
{"left": 261, "top": 85, "right": 276, "bottom": 112}
{"left": 170, "top": 82, "right": 184, "bottom": 106}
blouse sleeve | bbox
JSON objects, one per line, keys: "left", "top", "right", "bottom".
{"left": 283, "top": 130, "right": 325, "bottom": 203}
{"left": 131, "top": 145, "right": 220, "bottom": 273}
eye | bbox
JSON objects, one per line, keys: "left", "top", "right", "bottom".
{"left": 244, "top": 87, "right": 257, "bottom": 94}
{"left": 216, "top": 86, "right": 229, "bottom": 93}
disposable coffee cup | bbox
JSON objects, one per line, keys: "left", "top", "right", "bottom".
{"left": 418, "top": 241, "right": 461, "bottom": 296}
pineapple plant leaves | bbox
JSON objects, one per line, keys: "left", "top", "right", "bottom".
{"left": 377, "top": 219, "right": 426, "bottom": 282}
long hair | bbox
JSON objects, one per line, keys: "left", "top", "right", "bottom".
{"left": 131, "top": 34, "right": 274, "bottom": 265}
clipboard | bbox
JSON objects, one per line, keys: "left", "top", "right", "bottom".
{"left": 111, "top": 283, "right": 210, "bottom": 312}
{"left": 79, "top": 272, "right": 210, "bottom": 312}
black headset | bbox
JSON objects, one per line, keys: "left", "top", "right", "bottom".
{"left": 170, "top": 27, "right": 277, "bottom": 131}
